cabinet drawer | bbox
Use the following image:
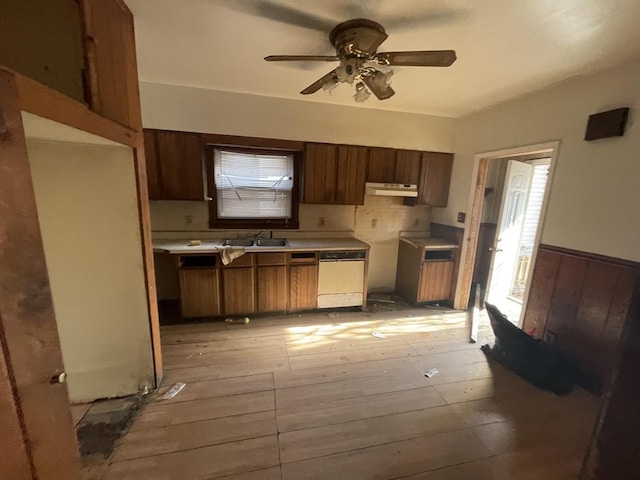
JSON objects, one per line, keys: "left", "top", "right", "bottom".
{"left": 288, "top": 252, "right": 318, "bottom": 264}
{"left": 256, "top": 252, "right": 286, "bottom": 266}
{"left": 222, "top": 253, "right": 255, "bottom": 268}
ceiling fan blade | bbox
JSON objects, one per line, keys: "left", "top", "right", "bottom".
{"left": 257, "top": 1, "right": 336, "bottom": 32}
{"left": 300, "top": 69, "right": 338, "bottom": 95}
{"left": 362, "top": 72, "right": 395, "bottom": 100}
{"left": 265, "top": 55, "right": 339, "bottom": 62}
{"left": 376, "top": 50, "right": 457, "bottom": 67}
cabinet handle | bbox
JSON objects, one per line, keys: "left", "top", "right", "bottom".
{"left": 50, "top": 372, "right": 67, "bottom": 384}
{"left": 488, "top": 247, "right": 503, "bottom": 252}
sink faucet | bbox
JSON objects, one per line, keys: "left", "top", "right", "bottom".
{"left": 254, "top": 230, "right": 273, "bottom": 239}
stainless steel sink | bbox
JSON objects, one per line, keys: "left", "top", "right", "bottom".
{"left": 219, "top": 239, "right": 254, "bottom": 247}
{"left": 255, "top": 238, "right": 288, "bottom": 247}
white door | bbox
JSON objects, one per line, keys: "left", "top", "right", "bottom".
{"left": 486, "top": 160, "right": 533, "bottom": 309}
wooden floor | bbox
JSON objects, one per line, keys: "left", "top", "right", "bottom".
{"left": 85, "top": 307, "right": 600, "bottom": 479}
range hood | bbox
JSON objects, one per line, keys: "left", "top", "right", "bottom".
{"left": 365, "top": 182, "right": 418, "bottom": 197}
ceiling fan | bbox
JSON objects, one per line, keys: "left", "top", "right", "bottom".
{"left": 265, "top": 18, "right": 457, "bottom": 102}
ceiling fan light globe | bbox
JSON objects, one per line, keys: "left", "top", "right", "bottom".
{"left": 354, "top": 85, "right": 371, "bottom": 102}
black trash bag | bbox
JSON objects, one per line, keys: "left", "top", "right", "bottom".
{"left": 482, "top": 302, "right": 575, "bottom": 395}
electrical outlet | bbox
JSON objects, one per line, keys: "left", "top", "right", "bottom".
{"left": 318, "top": 217, "right": 325, "bottom": 227}
{"left": 185, "top": 215, "right": 193, "bottom": 225}
{"left": 457, "top": 212, "right": 466, "bottom": 223}
{"left": 371, "top": 218, "right": 378, "bottom": 228}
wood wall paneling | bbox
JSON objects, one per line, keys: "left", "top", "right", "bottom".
{"left": 523, "top": 244, "right": 640, "bottom": 395}
{"left": 0, "top": 69, "right": 81, "bottom": 478}
{"left": 82, "top": 0, "right": 140, "bottom": 128}
{"left": 336, "top": 145, "right": 367, "bottom": 204}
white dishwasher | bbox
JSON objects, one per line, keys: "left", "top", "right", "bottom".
{"left": 317, "top": 250, "right": 366, "bottom": 308}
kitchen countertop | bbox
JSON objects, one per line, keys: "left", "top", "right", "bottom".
{"left": 400, "top": 237, "right": 460, "bottom": 250}
{"left": 153, "top": 237, "right": 370, "bottom": 254}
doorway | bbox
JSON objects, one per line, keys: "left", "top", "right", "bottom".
{"left": 454, "top": 142, "right": 559, "bottom": 327}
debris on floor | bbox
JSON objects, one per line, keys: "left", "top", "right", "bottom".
{"left": 367, "top": 293, "right": 396, "bottom": 304}
{"left": 371, "top": 330, "right": 386, "bottom": 339}
{"left": 225, "top": 317, "right": 250, "bottom": 324}
{"left": 424, "top": 368, "right": 440, "bottom": 378}
{"left": 76, "top": 392, "right": 150, "bottom": 459}
{"left": 162, "top": 382, "right": 186, "bottom": 399}
{"left": 328, "top": 312, "right": 339, "bottom": 318}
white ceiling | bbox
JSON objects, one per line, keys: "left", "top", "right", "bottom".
{"left": 125, "top": 0, "right": 640, "bottom": 117}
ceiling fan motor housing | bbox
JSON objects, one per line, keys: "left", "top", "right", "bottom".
{"left": 329, "top": 19, "right": 387, "bottom": 58}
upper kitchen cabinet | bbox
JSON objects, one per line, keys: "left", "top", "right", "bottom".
{"left": 416, "top": 152, "right": 454, "bottom": 207}
{"left": 82, "top": 0, "right": 142, "bottom": 128}
{"left": 367, "top": 148, "right": 421, "bottom": 185}
{"left": 303, "top": 143, "right": 367, "bottom": 205}
{"left": 144, "top": 129, "right": 206, "bottom": 201}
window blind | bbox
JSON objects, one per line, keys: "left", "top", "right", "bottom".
{"left": 214, "top": 149, "right": 294, "bottom": 219}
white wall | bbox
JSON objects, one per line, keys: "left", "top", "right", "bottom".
{"left": 436, "top": 59, "right": 640, "bottom": 262}
{"left": 141, "top": 82, "right": 453, "bottom": 294}
{"left": 28, "top": 141, "right": 154, "bottom": 402}
{"left": 140, "top": 82, "right": 456, "bottom": 151}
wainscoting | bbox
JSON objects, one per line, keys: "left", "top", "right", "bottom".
{"left": 522, "top": 244, "right": 640, "bottom": 394}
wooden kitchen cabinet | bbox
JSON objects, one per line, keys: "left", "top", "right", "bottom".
{"left": 418, "top": 260, "right": 454, "bottom": 302}
{"left": 144, "top": 129, "right": 205, "bottom": 200}
{"left": 396, "top": 240, "right": 456, "bottom": 304}
{"left": 222, "top": 267, "right": 255, "bottom": 315}
{"left": 394, "top": 150, "right": 422, "bottom": 185}
{"left": 256, "top": 252, "right": 287, "bottom": 312}
{"left": 303, "top": 143, "right": 367, "bottom": 205}
{"left": 179, "top": 269, "right": 221, "bottom": 317}
{"left": 416, "top": 152, "right": 453, "bottom": 207}
{"left": 289, "top": 264, "right": 318, "bottom": 311}
{"left": 367, "top": 148, "right": 396, "bottom": 183}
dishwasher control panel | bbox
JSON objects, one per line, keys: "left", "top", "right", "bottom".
{"left": 319, "top": 250, "right": 366, "bottom": 261}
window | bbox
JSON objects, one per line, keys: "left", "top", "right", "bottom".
{"left": 207, "top": 146, "right": 300, "bottom": 228}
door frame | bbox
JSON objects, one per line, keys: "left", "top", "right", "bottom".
{"left": 453, "top": 141, "right": 560, "bottom": 324}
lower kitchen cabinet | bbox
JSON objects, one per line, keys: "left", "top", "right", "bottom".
{"left": 418, "top": 260, "right": 454, "bottom": 302}
{"left": 222, "top": 267, "right": 255, "bottom": 315}
{"left": 289, "top": 264, "right": 318, "bottom": 311}
{"left": 257, "top": 266, "right": 287, "bottom": 312}
{"left": 179, "top": 269, "right": 221, "bottom": 317}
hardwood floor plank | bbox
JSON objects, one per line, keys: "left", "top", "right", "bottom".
{"left": 274, "top": 357, "right": 418, "bottom": 389}
{"left": 113, "top": 411, "right": 277, "bottom": 461}
{"left": 277, "top": 386, "right": 446, "bottom": 432}
{"left": 162, "top": 335, "right": 287, "bottom": 355}
{"left": 280, "top": 429, "right": 492, "bottom": 480}
{"left": 288, "top": 343, "right": 418, "bottom": 370}
{"left": 131, "top": 391, "right": 274, "bottom": 431}
{"left": 400, "top": 457, "right": 509, "bottom": 480}
{"left": 214, "top": 466, "right": 282, "bottom": 480}
{"left": 279, "top": 405, "right": 466, "bottom": 463}
{"left": 411, "top": 358, "right": 494, "bottom": 386}
{"left": 497, "top": 444, "right": 587, "bottom": 480}
{"left": 153, "top": 374, "right": 274, "bottom": 404}
{"left": 164, "top": 344, "right": 288, "bottom": 370}
{"left": 105, "top": 435, "right": 280, "bottom": 480}
{"left": 286, "top": 334, "right": 409, "bottom": 356}
{"left": 163, "top": 358, "right": 290, "bottom": 384}
{"left": 276, "top": 372, "right": 434, "bottom": 409}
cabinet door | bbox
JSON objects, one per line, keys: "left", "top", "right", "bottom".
{"left": 83, "top": 0, "right": 141, "bottom": 128}
{"left": 289, "top": 264, "right": 318, "bottom": 311}
{"left": 303, "top": 143, "right": 337, "bottom": 204}
{"left": 154, "top": 130, "right": 205, "bottom": 201}
{"left": 143, "top": 130, "right": 162, "bottom": 200}
{"left": 418, "top": 261, "right": 454, "bottom": 302}
{"left": 336, "top": 146, "right": 368, "bottom": 204}
{"left": 418, "top": 152, "right": 453, "bottom": 207}
{"left": 223, "top": 267, "right": 255, "bottom": 315}
{"left": 257, "top": 266, "right": 287, "bottom": 312}
{"left": 395, "top": 150, "right": 422, "bottom": 185}
{"left": 179, "top": 269, "right": 221, "bottom": 317}
{"left": 367, "top": 148, "right": 396, "bottom": 183}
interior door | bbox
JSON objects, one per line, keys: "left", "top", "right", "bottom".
{"left": 486, "top": 160, "right": 533, "bottom": 309}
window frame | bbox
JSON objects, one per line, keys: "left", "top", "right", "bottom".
{"left": 206, "top": 144, "right": 301, "bottom": 229}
